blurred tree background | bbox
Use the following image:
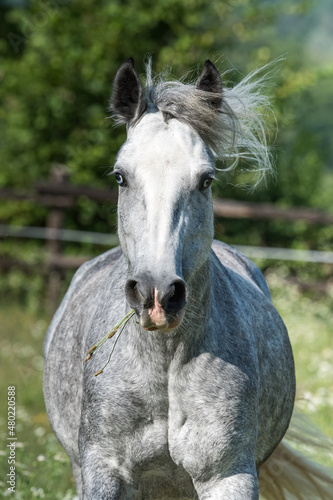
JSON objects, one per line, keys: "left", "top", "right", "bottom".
{"left": 0, "top": 0, "right": 333, "bottom": 305}
{"left": 1, "top": 3, "right": 332, "bottom": 498}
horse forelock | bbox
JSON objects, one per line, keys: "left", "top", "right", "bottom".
{"left": 128, "top": 59, "right": 277, "bottom": 186}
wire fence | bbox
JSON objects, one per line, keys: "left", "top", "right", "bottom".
{"left": 1, "top": 224, "right": 333, "bottom": 264}
{"left": 1, "top": 166, "right": 332, "bottom": 310}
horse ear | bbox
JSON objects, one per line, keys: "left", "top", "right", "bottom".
{"left": 110, "top": 58, "right": 147, "bottom": 123}
{"left": 196, "top": 60, "right": 223, "bottom": 110}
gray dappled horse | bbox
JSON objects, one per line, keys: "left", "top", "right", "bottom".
{"left": 44, "top": 59, "right": 333, "bottom": 500}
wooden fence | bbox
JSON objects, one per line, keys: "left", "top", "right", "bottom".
{"left": 1, "top": 164, "right": 333, "bottom": 309}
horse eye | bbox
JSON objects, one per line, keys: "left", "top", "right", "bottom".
{"left": 114, "top": 173, "right": 127, "bottom": 187}
{"left": 201, "top": 177, "right": 213, "bottom": 190}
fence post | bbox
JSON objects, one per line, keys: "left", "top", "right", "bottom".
{"left": 45, "top": 164, "right": 70, "bottom": 312}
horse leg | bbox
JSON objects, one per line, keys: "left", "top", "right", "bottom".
{"left": 81, "top": 451, "right": 138, "bottom": 500}
{"left": 193, "top": 471, "right": 259, "bottom": 500}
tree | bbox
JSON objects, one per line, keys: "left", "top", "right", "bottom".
{"left": 0, "top": 0, "right": 332, "bottom": 248}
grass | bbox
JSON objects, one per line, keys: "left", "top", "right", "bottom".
{"left": 0, "top": 305, "right": 76, "bottom": 499}
{"left": 265, "top": 266, "right": 333, "bottom": 440}
{"left": 0, "top": 267, "right": 332, "bottom": 498}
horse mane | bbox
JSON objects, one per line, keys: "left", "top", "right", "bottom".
{"left": 142, "top": 58, "right": 277, "bottom": 185}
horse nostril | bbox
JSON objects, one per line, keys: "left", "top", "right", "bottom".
{"left": 126, "top": 277, "right": 187, "bottom": 314}
{"left": 125, "top": 280, "right": 141, "bottom": 309}
{"left": 125, "top": 279, "right": 154, "bottom": 310}
{"left": 164, "top": 279, "right": 187, "bottom": 312}
{"left": 126, "top": 280, "right": 138, "bottom": 293}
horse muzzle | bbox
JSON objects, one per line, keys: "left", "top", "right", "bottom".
{"left": 125, "top": 276, "right": 187, "bottom": 331}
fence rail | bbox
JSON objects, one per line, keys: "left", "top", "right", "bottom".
{"left": 1, "top": 165, "right": 332, "bottom": 310}
{"left": 2, "top": 186, "right": 333, "bottom": 224}
{"left": 213, "top": 200, "right": 333, "bottom": 225}
{"left": 1, "top": 224, "right": 333, "bottom": 264}
{"left": 0, "top": 224, "right": 119, "bottom": 246}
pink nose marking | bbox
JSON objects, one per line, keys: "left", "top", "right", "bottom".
{"left": 148, "top": 289, "right": 166, "bottom": 326}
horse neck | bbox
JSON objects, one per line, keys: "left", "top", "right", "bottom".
{"left": 182, "top": 256, "right": 211, "bottom": 334}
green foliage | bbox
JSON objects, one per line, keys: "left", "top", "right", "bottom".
{"left": 0, "top": 0, "right": 332, "bottom": 301}
{"left": 1, "top": 0, "right": 331, "bottom": 195}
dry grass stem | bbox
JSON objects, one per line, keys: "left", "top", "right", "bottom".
{"left": 108, "top": 326, "right": 119, "bottom": 338}
{"left": 84, "top": 310, "right": 135, "bottom": 376}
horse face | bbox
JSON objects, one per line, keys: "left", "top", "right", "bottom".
{"left": 114, "top": 113, "right": 214, "bottom": 331}
{"left": 110, "top": 58, "right": 222, "bottom": 331}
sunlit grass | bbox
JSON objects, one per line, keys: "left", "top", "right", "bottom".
{"left": 0, "top": 305, "right": 76, "bottom": 499}
{"left": 265, "top": 266, "right": 333, "bottom": 440}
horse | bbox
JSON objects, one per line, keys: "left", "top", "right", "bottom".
{"left": 43, "top": 58, "right": 333, "bottom": 499}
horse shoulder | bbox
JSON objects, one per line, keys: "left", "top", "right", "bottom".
{"left": 210, "top": 239, "right": 293, "bottom": 379}
{"left": 210, "top": 240, "right": 295, "bottom": 465}
{"left": 43, "top": 246, "right": 124, "bottom": 463}
{"left": 43, "top": 246, "right": 123, "bottom": 358}
{"left": 211, "top": 239, "right": 271, "bottom": 299}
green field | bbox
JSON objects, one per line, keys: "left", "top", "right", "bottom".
{"left": 0, "top": 267, "right": 332, "bottom": 499}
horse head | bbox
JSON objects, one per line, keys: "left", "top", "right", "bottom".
{"left": 110, "top": 58, "right": 222, "bottom": 331}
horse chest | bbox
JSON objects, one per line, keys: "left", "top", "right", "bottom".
{"left": 85, "top": 366, "right": 197, "bottom": 496}
{"left": 88, "top": 349, "right": 251, "bottom": 481}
